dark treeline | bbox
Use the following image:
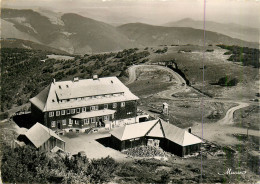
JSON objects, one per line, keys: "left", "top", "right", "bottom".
{"left": 217, "top": 45, "right": 259, "bottom": 68}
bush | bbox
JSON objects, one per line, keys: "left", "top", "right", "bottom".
{"left": 0, "top": 112, "right": 9, "bottom": 120}
{"left": 1, "top": 144, "right": 118, "bottom": 184}
{"left": 218, "top": 76, "right": 239, "bottom": 86}
{"left": 227, "top": 78, "right": 239, "bottom": 86}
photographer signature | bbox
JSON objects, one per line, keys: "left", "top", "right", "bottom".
{"left": 218, "top": 168, "right": 246, "bottom": 175}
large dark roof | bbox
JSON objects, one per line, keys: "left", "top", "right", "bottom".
{"left": 30, "top": 76, "right": 139, "bottom": 112}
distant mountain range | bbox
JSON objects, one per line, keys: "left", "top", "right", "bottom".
{"left": 118, "top": 23, "right": 257, "bottom": 48}
{"left": 1, "top": 9, "right": 258, "bottom": 54}
{"left": 1, "top": 9, "right": 135, "bottom": 54}
{"left": 164, "top": 18, "right": 259, "bottom": 43}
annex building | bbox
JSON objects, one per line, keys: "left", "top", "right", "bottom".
{"left": 17, "top": 123, "right": 65, "bottom": 152}
{"left": 110, "top": 119, "right": 202, "bottom": 157}
{"left": 30, "top": 76, "right": 139, "bottom": 132}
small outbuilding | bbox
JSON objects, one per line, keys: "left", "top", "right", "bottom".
{"left": 110, "top": 119, "right": 202, "bottom": 157}
{"left": 17, "top": 122, "right": 65, "bottom": 152}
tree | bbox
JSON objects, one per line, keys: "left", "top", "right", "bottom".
{"left": 218, "top": 76, "right": 228, "bottom": 86}
{"left": 227, "top": 78, "right": 239, "bottom": 86}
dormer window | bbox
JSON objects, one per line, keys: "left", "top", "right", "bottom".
{"left": 113, "top": 103, "right": 117, "bottom": 108}
{"left": 52, "top": 99, "right": 55, "bottom": 102}
{"left": 59, "top": 85, "right": 62, "bottom": 89}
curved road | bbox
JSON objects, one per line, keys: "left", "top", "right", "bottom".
{"left": 126, "top": 64, "right": 187, "bottom": 97}
{"left": 218, "top": 102, "right": 249, "bottom": 125}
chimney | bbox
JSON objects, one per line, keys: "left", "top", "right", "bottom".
{"left": 53, "top": 78, "right": 56, "bottom": 84}
{"left": 93, "top": 75, "right": 98, "bottom": 80}
{"left": 73, "top": 77, "right": 79, "bottom": 82}
{"left": 188, "top": 127, "right": 191, "bottom": 133}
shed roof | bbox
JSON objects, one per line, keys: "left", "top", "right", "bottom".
{"left": 30, "top": 76, "right": 139, "bottom": 112}
{"left": 72, "top": 109, "right": 116, "bottom": 119}
{"left": 22, "top": 122, "right": 65, "bottom": 148}
{"left": 111, "top": 120, "right": 158, "bottom": 141}
{"left": 110, "top": 119, "right": 202, "bottom": 146}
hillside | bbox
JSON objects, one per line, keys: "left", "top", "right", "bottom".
{"left": 1, "top": 8, "right": 136, "bottom": 54}
{"left": 0, "top": 47, "right": 150, "bottom": 112}
{"left": 0, "top": 39, "right": 68, "bottom": 54}
{"left": 164, "top": 18, "right": 259, "bottom": 43}
{"left": 118, "top": 23, "right": 258, "bottom": 48}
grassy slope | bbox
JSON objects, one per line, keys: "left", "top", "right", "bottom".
{"left": 1, "top": 39, "right": 69, "bottom": 54}
{"left": 148, "top": 45, "right": 259, "bottom": 99}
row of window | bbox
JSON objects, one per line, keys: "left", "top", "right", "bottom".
{"left": 57, "top": 93, "right": 124, "bottom": 104}
{"left": 51, "top": 116, "right": 110, "bottom": 127}
{"left": 49, "top": 102, "right": 125, "bottom": 117}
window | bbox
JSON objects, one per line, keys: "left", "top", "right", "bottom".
{"left": 91, "top": 117, "right": 95, "bottom": 123}
{"left": 61, "top": 110, "right": 65, "bottom": 115}
{"left": 113, "top": 103, "right": 117, "bottom": 108}
{"left": 84, "top": 119, "right": 89, "bottom": 125}
{"left": 51, "top": 121, "right": 56, "bottom": 127}
{"left": 49, "top": 112, "right": 54, "bottom": 117}
{"left": 75, "top": 120, "right": 79, "bottom": 125}
{"left": 82, "top": 107, "right": 86, "bottom": 112}
{"left": 56, "top": 111, "right": 60, "bottom": 116}
{"left": 62, "top": 119, "right": 66, "bottom": 125}
{"left": 67, "top": 109, "right": 70, "bottom": 115}
{"left": 121, "top": 102, "right": 125, "bottom": 107}
{"left": 104, "top": 104, "right": 108, "bottom": 109}
{"left": 77, "top": 108, "right": 81, "bottom": 113}
{"left": 104, "top": 115, "right": 108, "bottom": 121}
{"left": 68, "top": 119, "right": 72, "bottom": 126}
{"left": 71, "top": 109, "right": 75, "bottom": 114}
{"left": 90, "top": 106, "right": 98, "bottom": 111}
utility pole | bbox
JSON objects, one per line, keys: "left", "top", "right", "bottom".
{"left": 247, "top": 122, "right": 251, "bottom": 139}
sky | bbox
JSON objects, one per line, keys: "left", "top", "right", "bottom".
{"left": 1, "top": 0, "right": 260, "bottom": 27}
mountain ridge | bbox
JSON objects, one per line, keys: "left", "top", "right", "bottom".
{"left": 1, "top": 8, "right": 259, "bottom": 54}
{"left": 163, "top": 18, "right": 259, "bottom": 43}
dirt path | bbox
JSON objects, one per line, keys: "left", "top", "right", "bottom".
{"left": 218, "top": 102, "right": 249, "bottom": 125}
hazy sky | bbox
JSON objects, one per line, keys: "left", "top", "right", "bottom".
{"left": 2, "top": 0, "right": 260, "bottom": 27}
